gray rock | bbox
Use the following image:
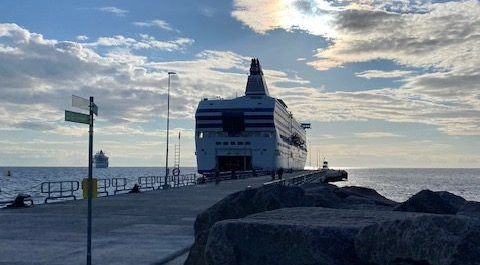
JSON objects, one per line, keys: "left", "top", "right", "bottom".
{"left": 435, "top": 191, "right": 466, "bottom": 210}
{"left": 204, "top": 207, "right": 420, "bottom": 265}
{"left": 301, "top": 183, "right": 396, "bottom": 210}
{"left": 184, "top": 185, "right": 308, "bottom": 265}
{"left": 393, "top": 190, "right": 458, "bottom": 214}
{"left": 340, "top": 195, "right": 394, "bottom": 211}
{"left": 300, "top": 183, "right": 344, "bottom": 207}
{"left": 457, "top": 201, "right": 480, "bottom": 219}
{"left": 341, "top": 186, "right": 398, "bottom": 207}
{"left": 355, "top": 215, "right": 480, "bottom": 265}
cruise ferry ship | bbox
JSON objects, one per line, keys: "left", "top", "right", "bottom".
{"left": 195, "top": 58, "right": 310, "bottom": 174}
{"left": 93, "top": 150, "right": 109, "bottom": 168}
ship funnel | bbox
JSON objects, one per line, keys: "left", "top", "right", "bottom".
{"left": 245, "top": 58, "right": 270, "bottom": 96}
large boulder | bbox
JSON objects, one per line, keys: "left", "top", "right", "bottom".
{"left": 393, "top": 190, "right": 458, "bottom": 214}
{"left": 355, "top": 215, "right": 480, "bottom": 265}
{"left": 184, "top": 185, "right": 309, "bottom": 265}
{"left": 340, "top": 186, "right": 398, "bottom": 207}
{"left": 435, "top": 191, "right": 466, "bottom": 210}
{"left": 300, "top": 183, "right": 396, "bottom": 210}
{"left": 457, "top": 201, "right": 480, "bottom": 219}
{"left": 204, "top": 207, "right": 420, "bottom": 265}
{"left": 300, "top": 183, "right": 344, "bottom": 207}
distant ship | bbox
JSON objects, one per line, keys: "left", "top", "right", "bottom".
{"left": 93, "top": 150, "right": 109, "bottom": 168}
{"left": 195, "top": 58, "right": 310, "bottom": 174}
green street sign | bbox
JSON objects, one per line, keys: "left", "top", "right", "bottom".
{"left": 72, "top": 95, "right": 98, "bottom": 116}
{"left": 92, "top": 103, "right": 98, "bottom": 116}
{"left": 72, "top": 95, "right": 89, "bottom": 111}
{"left": 65, "top": 110, "right": 90, "bottom": 124}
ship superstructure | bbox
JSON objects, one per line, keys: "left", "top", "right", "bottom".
{"left": 195, "top": 59, "right": 309, "bottom": 174}
{"left": 93, "top": 150, "right": 109, "bottom": 168}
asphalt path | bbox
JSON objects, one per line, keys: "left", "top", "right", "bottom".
{"left": 0, "top": 173, "right": 304, "bottom": 265}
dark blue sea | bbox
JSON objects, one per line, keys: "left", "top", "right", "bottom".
{"left": 0, "top": 167, "right": 479, "bottom": 204}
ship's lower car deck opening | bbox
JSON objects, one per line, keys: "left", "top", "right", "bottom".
{"left": 217, "top": 156, "right": 252, "bottom": 171}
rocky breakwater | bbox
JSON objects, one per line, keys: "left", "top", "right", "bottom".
{"left": 184, "top": 183, "right": 480, "bottom": 265}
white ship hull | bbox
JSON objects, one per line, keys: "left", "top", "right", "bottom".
{"left": 195, "top": 59, "right": 308, "bottom": 175}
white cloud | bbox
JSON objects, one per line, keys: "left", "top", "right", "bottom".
{"left": 229, "top": 0, "right": 480, "bottom": 136}
{"left": 355, "top": 70, "right": 412, "bottom": 79}
{"left": 87, "top": 34, "right": 194, "bottom": 51}
{"left": 200, "top": 6, "right": 216, "bottom": 17}
{"left": 354, "top": 132, "right": 403, "bottom": 139}
{"left": 309, "top": 1, "right": 480, "bottom": 72}
{"left": 0, "top": 24, "right": 247, "bottom": 134}
{"left": 1, "top": 21, "right": 479, "bottom": 166}
{"left": 314, "top": 140, "right": 480, "bottom": 168}
{"left": 76, "top": 35, "right": 89, "bottom": 41}
{"left": 1, "top": 21, "right": 479, "bottom": 142}
{"left": 232, "top": 0, "right": 338, "bottom": 37}
{"left": 133, "top": 20, "right": 176, "bottom": 32}
{"left": 98, "top": 6, "right": 128, "bottom": 16}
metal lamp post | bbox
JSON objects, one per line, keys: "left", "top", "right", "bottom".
{"left": 164, "top": 71, "right": 176, "bottom": 189}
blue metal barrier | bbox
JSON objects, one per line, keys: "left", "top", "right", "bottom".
{"left": 97, "top": 178, "right": 111, "bottom": 197}
{"left": 111, "top": 178, "right": 128, "bottom": 195}
{"left": 41, "top": 181, "right": 79, "bottom": 204}
{"left": 138, "top": 176, "right": 159, "bottom": 191}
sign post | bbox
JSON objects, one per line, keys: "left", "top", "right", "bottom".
{"left": 87, "top": 96, "right": 94, "bottom": 265}
{"left": 65, "top": 95, "right": 98, "bottom": 265}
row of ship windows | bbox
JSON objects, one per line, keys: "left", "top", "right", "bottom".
{"left": 216, "top": 141, "right": 251, "bottom": 146}
{"left": 198, "top": 131, "right": 274, "bottom": 138}
{"left": 274, "top": 110, "right": 302, "bottom": 130}
{"left": 274, "top": 116, "right": 304, "bottom": 135}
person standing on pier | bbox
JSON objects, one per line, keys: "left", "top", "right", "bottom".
{"left": 277, "top": 167, "right": 284, "bottom": 180}
{"left": 215, "top": 169, "right": 220, "bottom": 185}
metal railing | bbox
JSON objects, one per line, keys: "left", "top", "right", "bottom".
{"left": 41, "top": 181, "right": 80, "bottom": 204}
{"left": 263, "top": 169, "right": 347, "bottom": 186}
{"left": 138, "top": 176, "right": 160, "bottom": 191}
{"left": 175, "top": 173, "right": 197, "bottom": 187}
{"left": 29, "top": 173, "right": 201, "bottom": 204}
{"left": 97, "top": 178, "right": 111, "bottom": 197}
{"left": 111, "top": 178, "right": 129, "bottom": 195}
{"left": 263, "top": 170, "right": 325, "bottom": 186}
{"left": 198, "top": 170, "right": 269, "bottom": 184}
{"left": 137, "top": 174, "right": 197, "bottom": 190}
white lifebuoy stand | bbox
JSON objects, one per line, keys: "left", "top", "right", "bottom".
{"left": 172, "top": 167, "right": 180, "bottom": 176}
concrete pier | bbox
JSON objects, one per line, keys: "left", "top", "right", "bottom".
{"left": 0, "top": 172, "right": 307, "bottom": 265}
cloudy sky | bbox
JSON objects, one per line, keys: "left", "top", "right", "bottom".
{"left": 0, "top": 0, "right": 479, "bottom": 167}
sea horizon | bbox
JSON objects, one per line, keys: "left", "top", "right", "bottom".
{"left": 2, "top": 166, "right": 479, "bottom": 169}
{"left": 1, "top": 167, "right": 480, "bottom": 204}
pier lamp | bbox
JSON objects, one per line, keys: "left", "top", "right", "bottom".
{"left": 164, "top": 71, "right": 176, "bottom": 189}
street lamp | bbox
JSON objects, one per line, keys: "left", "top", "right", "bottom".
{"left": 164, "top": 71, "right": 176, "bottom": 189}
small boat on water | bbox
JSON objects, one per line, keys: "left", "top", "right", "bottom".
{"left": 93, "top": 150, "right": 109, "bottom": 168}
